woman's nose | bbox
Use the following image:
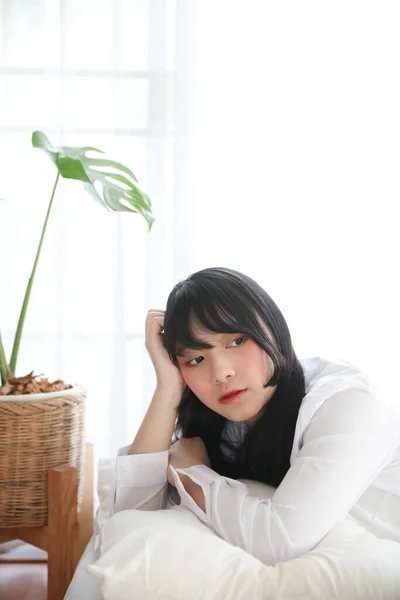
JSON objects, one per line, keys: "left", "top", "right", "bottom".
{"left": 212, "top": 358, "right": 235, "bottom": 383}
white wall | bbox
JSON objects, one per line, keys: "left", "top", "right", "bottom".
{"left": 180, "top": 1, "right": 400, "bottom": 402}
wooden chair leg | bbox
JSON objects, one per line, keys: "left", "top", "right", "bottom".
{"left": 1, "top": 443, "right": 93, "bottom": 599}
{"left": 47, "top": 465, "right": 79, "bottom": 600}
{"left": 78, "top": 443, "right": 94, "bottom": 558}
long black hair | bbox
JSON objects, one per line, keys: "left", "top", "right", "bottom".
{"left": 163, "top": 267, "right": 305, "bottom": 488}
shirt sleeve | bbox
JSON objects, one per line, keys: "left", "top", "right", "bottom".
{"left": 111, "top": 448, "right": 170, "bottom": 514}
{"left": 169, "top": 385, "right": 396, "bottom": 565}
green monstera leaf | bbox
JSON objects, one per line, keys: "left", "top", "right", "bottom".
{"left": 32, "top": 131, "right": 154, "bottom": 229}
{"left": 1, "top": 131, "right": 155, "bottom": 383}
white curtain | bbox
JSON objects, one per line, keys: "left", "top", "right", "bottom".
{"left": 1, "top": 0, "right": 399, "bottom": 471}
{"left": 0, "top": 0, "right": 184, "bottom": 462}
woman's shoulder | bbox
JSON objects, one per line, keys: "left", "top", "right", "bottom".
{"left": 295, "top": 356, "right": 379, "bottom": 438}
{"left": 291, "top": 356, "right": 391, "bottom": 461}
{"left": 299, "top": 355, "right": 373, "bottom": 396}
{"left": 298, "top": 355, "right": 400, "bottom": 429}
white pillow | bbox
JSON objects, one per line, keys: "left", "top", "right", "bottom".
{"left": 87, "top": 479, "right": 400, "bottom": 600}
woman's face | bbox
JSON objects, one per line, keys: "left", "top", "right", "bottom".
{"left": 176, "top": 324, "right": 277, "bottom": 424}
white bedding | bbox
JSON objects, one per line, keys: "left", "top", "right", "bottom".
{"left": 68, "top": 457, "right": 400, "bottom": 600}
{"left": 64, "top": 535, "right": 102, "bottom": 600}
{"left": 88, "top": 507, "right": 400, "bottom": 600}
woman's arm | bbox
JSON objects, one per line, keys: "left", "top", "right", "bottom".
{"left": 111, "top": 386, "right": 180, "bottom": 512}
{"left": 110, "top": 309, "right": 185, "bottom": 512}
{"left": 129, "top": 307, "right": 184, "bottom": 455}
{"left": 169, "top": 386, "right": 396, "bottom": 565}
{"left": 112, "top": 448, "right": 170, "bottom": 513}
{"left": 128, "top": 385, "right": 180, "bottom": 455}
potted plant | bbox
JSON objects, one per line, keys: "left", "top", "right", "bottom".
{"left": 0, "top": 131, "right": 154, "bottom": 528}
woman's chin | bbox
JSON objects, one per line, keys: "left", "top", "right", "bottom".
{"left": 222, "top": 407, "right": 261, "bottom": 425}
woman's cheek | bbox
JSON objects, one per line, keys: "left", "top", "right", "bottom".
{"left": 181, "top": 369, "right": 206, "bottom": 398}
{"left": 180, "top": 369, "right": 196, "bottom": 390}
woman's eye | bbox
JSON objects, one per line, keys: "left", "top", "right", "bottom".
{"left": 230, "top": 336, "right": 246, "bottom": 347}
{"left": 187, "top": 356, "right": 204, "bottom": 367}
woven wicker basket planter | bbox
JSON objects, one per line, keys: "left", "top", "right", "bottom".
{"left": 0, "top": 385, "right": 86, "bottom": 528}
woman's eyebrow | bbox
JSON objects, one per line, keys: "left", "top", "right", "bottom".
{"left": 177, "top": 340, "right": 215, "bottom": 356}
{"left": 177, "top": 332, "right": 243, "bottom": 356}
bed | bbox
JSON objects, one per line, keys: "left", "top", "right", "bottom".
{"left": 62, "top": 463, "right": 400, "bottom": 600}
{"left": 64, "top": 535, "right": 102, "bottom": 600}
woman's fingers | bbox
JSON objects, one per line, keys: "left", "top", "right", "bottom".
{"left": 145, "top": 310, "right": 165, "bottom": 340}
{"left": 144, "top": 309, "right": 185, "bottom": 393}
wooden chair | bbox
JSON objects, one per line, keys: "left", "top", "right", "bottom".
{"left": 0, "top": 442, "right": 94, "bottom": 600}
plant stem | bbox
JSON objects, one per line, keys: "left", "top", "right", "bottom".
{"left": 9, "top": 171, "right": 60, "bottom": 375}
{"left": 0, "top": 331, "right": 8, "bottom": 386}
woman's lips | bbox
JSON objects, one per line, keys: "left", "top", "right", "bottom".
{"left": 220, "top": 390, "right": 246, "bottom": 404}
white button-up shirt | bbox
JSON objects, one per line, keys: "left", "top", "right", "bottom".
{"left": 110, "top": 357, "right": 400, "bottom": 565}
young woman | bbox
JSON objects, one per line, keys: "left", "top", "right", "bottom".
{"left": 112, "top": 267, "right": 400, "bottom": 565}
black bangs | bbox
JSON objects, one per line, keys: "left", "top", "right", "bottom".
{"left": 163, "top": 281, "right": 247, "bottom": 359}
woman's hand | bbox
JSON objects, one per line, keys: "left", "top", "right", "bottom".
{"left": 145, "top": 309, "right": 185, "bottom": 397}
{"left": 168, "top": 437, "right": 211, "bottom": 486}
